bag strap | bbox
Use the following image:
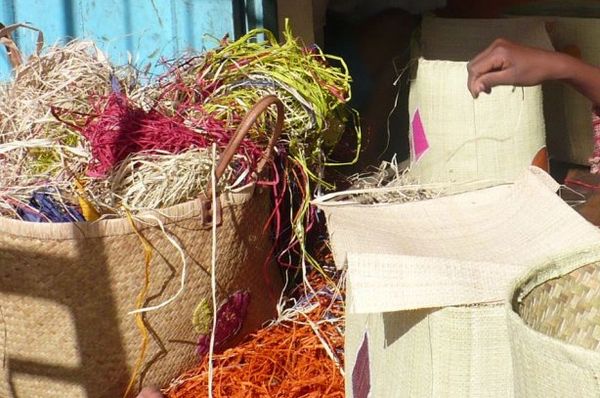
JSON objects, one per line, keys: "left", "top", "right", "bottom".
{"left": 214, "top": 94, "right": 284, "bottom": 183}
{"left": 200, "top": 95, "right": 284, "bottom": 226}
{"left": 0, "top": 23, "right": 44, "bottom": 70}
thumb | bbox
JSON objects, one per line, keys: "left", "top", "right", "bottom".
{"left": 472, "top": 69, "right": 513, "bottom": 96}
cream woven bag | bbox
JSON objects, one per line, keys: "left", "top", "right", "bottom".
{"left": 508, "top": 244, "right": 600, "bottom": 397}
{"left": 315, "top": 167, "right": 600, "bottom": 397}
{"left": 407, "top": 58, "right": 547, "bottom": 184}
{"left": 0, "top": 96, "right": 284, "bottom": 398}
{"left": 409, "top": 16, "right": 552, "bottom": 184}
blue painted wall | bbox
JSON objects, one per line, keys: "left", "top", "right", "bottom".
{"left": 0, "top": 0, "right": 276, "bottom": 79}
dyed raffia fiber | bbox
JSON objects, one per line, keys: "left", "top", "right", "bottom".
{"left": 165, "top": 271, "right": 345, "bottom": 398}
{"left": 0, "top": 96, "right": 286, "bottom": 397}
{"left": 145, "top": 22, "right": 359, "bottom": 271}
{"left": 0, "top": 40, "right": 114, "bottom": 218}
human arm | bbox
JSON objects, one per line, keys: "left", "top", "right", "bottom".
{"left": 467, "top": 38, "right": 600, "bottom": 107}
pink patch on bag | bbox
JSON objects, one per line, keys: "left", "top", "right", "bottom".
{"left": 197, "top": 290, "right": 251, "bottom": 358}
{"left": 352, "top": 331, "right": 371, "bottom": 398}
{"left": 411, "top": 109, "right": 429, "bottom": 161}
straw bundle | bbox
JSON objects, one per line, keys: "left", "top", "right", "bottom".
{"left": 346, "top": 156, "right": 440, "bottom": 204}
{"left": 85, "top": 148, "right": 242, "bottom": 214}
{"left": 0, "top": 40, "right": 114, "bottom": 218}
{"left": 143, "top": 22, "right": 360, "bottom": 272}
{"left": 0, "top": 41, "right": 115, "bottom": 171}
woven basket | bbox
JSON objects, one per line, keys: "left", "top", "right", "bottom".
{"left": 0, "top": 96, "right": 285, "bottom": 398}
{"left": 315, "top": 167, "right": 600, "bottom": 397}
{"left": 407, "top": 58, "right": 547, "bottom": 184}
{"left": 508, "top": 245, "right": 600, "bottom": 397}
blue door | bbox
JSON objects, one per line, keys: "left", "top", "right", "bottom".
{"left": 0, "top": 0, "right": 276, "bottom": 79}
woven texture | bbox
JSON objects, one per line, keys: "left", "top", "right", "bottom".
{"left": 408, "top": 59, "right": 546, "bottom": 184}
{"left": 508, "top": 246, "right": 600, "bottom": 397}
{"left": 315, "top": 167, "right": 600, "bottom": 397}
{"left": 520, "top": 262, "right": 600, "bottom": 351}
{"left": 0, "top": 186, "right": 282, "bottom": 398}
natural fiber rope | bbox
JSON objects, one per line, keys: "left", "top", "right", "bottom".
{"left": 208, "top": 144, "right": 218, "bottom": 398}
{"left": 127, "top": 214, "right": 188, "bottom": 315}
{"left": 124, "top": 211, "right": 152, "bottom": 397}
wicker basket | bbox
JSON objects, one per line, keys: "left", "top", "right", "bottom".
{"left": 508, "top": 245, "right": 600, "bottom": 397}
{"left": 315, "top": 167, "right": 600, "bottom": 397}
{"left": 0, "top": 96, "right": 284, "bottom": 398}
{"left": 407, "top": 58, "right": 547, "bottom": 184}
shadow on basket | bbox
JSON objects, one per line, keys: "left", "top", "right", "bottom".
{"left": 0, "top": 96, "right": 286, "bottom": 398}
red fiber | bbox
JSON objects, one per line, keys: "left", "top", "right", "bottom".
{"left": 82, "top": 93, "right": 210, "bottom": 177}
{"left": 77, "top": 87, "right": 269, "bottom": 180}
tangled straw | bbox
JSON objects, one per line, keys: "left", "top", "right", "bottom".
{"left": 85, "top": 148, "right": 242, "bottom": 214}
{"left": 0, "top": 41, "right": 116, "bottom": 218}
{"left": 346, "top": 156, "right": 441, "bottom": 204}
{"left": 76, "top": 92, "right": 214, "bottom": 178}
{"left": 0, "top": 24, "right": 361, "bottom": 304}
{"left": 0, "top": 41, "right": 116, "bottom": 171}
{"left": 164, "top": 271, "right": 345, "bottom": 398}
{"left": 158, "top": 21, "right": 359, "bottom": 173}
{"left": 151, "top": 21, "right": 360, "bottom": 275}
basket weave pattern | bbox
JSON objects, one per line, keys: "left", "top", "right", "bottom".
{"left": 519, "top": 261, "right": 600, "bottom": 351}
{"left": 0, "top": 187, "right": 281, "bottom": 398}
{"left": 0, "top": 95, "right": 285, "bottom": 398}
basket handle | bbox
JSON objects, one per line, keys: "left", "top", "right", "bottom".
{"left": 0, "top": 23, "right": 44, "bottom": 69}
{"left": 200, "top": 95, "right": 284, "bottom": 226}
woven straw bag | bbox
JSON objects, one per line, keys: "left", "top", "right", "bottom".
{"left": 508, "top": 244, "right": 600, "bottom": 397}
{"left": 0, "top": 96, "right": 284, "bottom": 397}
{"left": 407, "top": 58, "right": 548, "bottom": 184}
{"left": 314, "top": 167, "right": 600, "bottom": 397}
{"left": 410, "top": 17, "right": 551, "bottom": 183}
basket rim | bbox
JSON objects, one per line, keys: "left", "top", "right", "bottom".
{"left": 313, "top": 167, "right": 556, "bottom": 207}
{"left": 506, "top": 243, "right": 600, "bottom": 359}
{"left": 0, "top": 183, "right": 257, "bottom": 240}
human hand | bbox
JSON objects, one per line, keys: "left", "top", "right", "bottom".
{"left": 467, "top": 38, "right": 568, "bottom": 98}
{"left": 135, "top": 387, "right": 164, "bottom": 398}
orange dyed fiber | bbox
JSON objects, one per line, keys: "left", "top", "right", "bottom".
{"left": 165, "top": 273, "right": 345, "bottom": 398}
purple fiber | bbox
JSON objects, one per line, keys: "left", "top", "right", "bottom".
{"left": 197, "top": 290, "right": 251, "bottom": 358}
